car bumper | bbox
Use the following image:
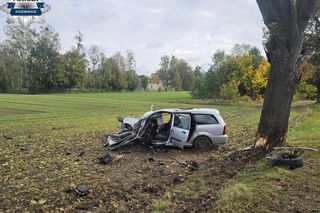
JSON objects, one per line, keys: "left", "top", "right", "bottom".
{"left": 107, "top": 136, "right": 120, "bottom": 146}
{"left": 212, "top": 135, "right": 228, "bottom": 144}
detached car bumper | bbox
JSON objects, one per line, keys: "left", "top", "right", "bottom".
{"left": 106, "top": 131, "right": 138, "bottom": 150}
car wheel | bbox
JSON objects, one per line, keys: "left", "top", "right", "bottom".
{"left": 194, "top": 136, "right": 212, "bottom": 150}
{"left": 270, "top": 153, "right": 303, "bottom": 169}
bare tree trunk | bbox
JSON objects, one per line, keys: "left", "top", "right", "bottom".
{"left": 253, "top": 0, "right": 317, "bottom": 154}
{"left": 256, "top": 51, "right": 301, "bottom": 150}
{"left": 20, "top": 67, "right": 23, "bottom": 91}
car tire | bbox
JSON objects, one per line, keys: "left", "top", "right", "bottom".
{"left": 271, "top": 153, "right": 303, "bottom": 169}
{"left": 194, "top": 136, "right": 212, "bottom": 150}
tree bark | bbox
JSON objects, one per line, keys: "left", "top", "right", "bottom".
{"left": 254, "top": 0, "right": 317, "bottom": 153}
{"left": 255, "top": 48, "right": 301, "bottom": 150}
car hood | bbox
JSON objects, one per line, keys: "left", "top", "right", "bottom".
{"left": 123, "top": 117, "right": 139, "bottom": 127}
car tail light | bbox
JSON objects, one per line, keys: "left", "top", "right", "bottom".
{"left": 223, "top": 126, "right": 227, "bottom": 135}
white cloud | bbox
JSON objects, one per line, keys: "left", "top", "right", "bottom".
{"left": 0, "top": 0, "right": 265, "bottom": 75}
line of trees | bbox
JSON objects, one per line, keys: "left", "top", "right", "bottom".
{"left": 191, "top": 42, "right": 320, "bottom": 102}
{"left": 0, "top": 24, "right": 319, "bottom": 101}
{"left": 152, "top": 55, "right": 195, "bottom": 91}
{"left": 0, "top": 26, "right": 149, "bottom": 93}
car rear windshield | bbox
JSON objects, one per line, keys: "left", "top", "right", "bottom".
{"left": 194, "top": 114, "right": 219, "bottom": 125}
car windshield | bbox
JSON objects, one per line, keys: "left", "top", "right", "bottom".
{"left": 142, "top": 111, "right": 154, "bottom": 119}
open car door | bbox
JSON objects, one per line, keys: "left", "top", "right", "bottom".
{"left": 171, "top": 114, "right": 191, "bottom": 149}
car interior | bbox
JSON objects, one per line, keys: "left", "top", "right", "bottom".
{"left": 153, "top": 113, "right": 173, "bottom": 141}
{"left": 139, "top": 112, "right": 201, "bottom": 144}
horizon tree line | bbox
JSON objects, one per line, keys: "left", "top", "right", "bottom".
{"left": 0, "top": 24, "right": 318, "bottom": 103}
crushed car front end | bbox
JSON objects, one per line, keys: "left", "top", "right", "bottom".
{"left": 107, "top": 117, "right": 144, "bottom": 150}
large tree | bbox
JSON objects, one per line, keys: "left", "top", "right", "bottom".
{"left": 254, "top": 0, "right": 317, "bottom": 152}
{"left": 3, "top": 26, "right": 37, "bottom": 90}
{"left": 64, "top": 49, "right": 87, "bottom": 90}
{"left": 157, "top": 55, "right": 170, "bottom": 90}
{"left": 88, "top": 45, "right": 100, "bottom": 88}
{"left": 27, "top": 26, "right": 63, "bottom": 92}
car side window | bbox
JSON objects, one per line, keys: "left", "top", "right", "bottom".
{"left": 194, "top": 114, "right": 219, "bottom": 125}
{"left": 174, "top": 114, "right": 190, "bottom": 130}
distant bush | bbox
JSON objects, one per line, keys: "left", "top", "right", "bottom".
{"left": 220, "top": 80, "right": 240, "bottom": 102}
{"left": 295, "top": 81, "right": 317, "bottom": 100}
{"left": 191, "top": 74, "right": 208, "bottom": 98}
{"left": 239, "top": 95, "right": 253, "bottom": 103}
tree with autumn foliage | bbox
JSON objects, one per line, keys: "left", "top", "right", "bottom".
{"left": 154, "top": 56, "right": 194, "bottom": 91}
{"left": 191, "top": 45, "right": 270, "bottom": 101}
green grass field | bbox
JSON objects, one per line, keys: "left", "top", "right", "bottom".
{"left": 0, "top": 92, "right": 319, "bottom": 212}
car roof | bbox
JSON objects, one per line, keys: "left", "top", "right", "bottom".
{"left": 155, "top": 108, "right": 220, "bottom": 115}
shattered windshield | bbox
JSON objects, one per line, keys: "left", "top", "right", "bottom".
{"left": 142, "top": 111, "right": 155, "bottom": 119}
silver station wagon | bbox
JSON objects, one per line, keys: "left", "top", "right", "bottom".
{"left": 106, "top": 107, "right": 228, "bottom": 150}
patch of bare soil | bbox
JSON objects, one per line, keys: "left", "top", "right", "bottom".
{"left": 0, "top": 132, "right": 249, "bottom": 212}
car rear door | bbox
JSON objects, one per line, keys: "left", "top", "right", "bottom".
{"left": 171, "top": 114, "right": 191, "bottom": 149}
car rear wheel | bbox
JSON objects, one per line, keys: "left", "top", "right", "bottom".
{"left": 194, "top": 136, "right": 212, "bottom": 150}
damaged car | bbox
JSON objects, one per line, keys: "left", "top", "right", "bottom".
{"left": 106, "top": 107, "right": 228, "bottom": 150}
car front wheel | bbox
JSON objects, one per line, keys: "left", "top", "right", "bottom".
{"left": 194, "top": 136, "right": 212, "bottom": 150}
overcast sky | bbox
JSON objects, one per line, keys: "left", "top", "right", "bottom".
{"left": 0, "top": 0, "right": 265, "bottom": 75}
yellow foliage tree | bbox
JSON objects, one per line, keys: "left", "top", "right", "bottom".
{"left": 252, "top": 59, "right": 270, "bottom": 98}
{"left": 234, "top": 54, "right": 255, "bottom": 97}
{"left": 172, "top": 71, "right": 182, "bottom": 91}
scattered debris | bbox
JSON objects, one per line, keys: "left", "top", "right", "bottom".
{"left": 172, "top": 176, "right": 183, "bottom": 184}
{"left": 147, "top": 157, "right": 165, "bottom": 165}
{"left": 169, "top": 157, "right": 200, "bottom": 171}
{"left": 65, "top": 184, "right": 89, "bottom": 197}
{"left": 99, "top": 154, "right": 113, "bottom": 165}
{"left": 152, "top": 169, "right": 165, "bottom": 177}
{"left": 114, "top": 154, "right": 124, "bottom": 162}
{"left": 65, "top": 148, "right": 85, "bottom": 157}
{"left": 15, "top": 144, "right": 29, "bottom": 151}
{"left": 147, "top": 157, "right": 155, "bottom": 162}
{"left": 30, "top": 199, "right": 47, "bottom": 206}
{"left": 98, "top": 154, "right": 124, "bottom": 165}
{"left": 75, "top": 149, "right": 85, "bottom": 157}
{"left": 75, "top": 185, "right": 89, "bottom": 197}
{"left": 189, "top": 161, "right": 199, "bottom": 171}
{"left": 242, "top": 145, "right": 253, "bottom": 151}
